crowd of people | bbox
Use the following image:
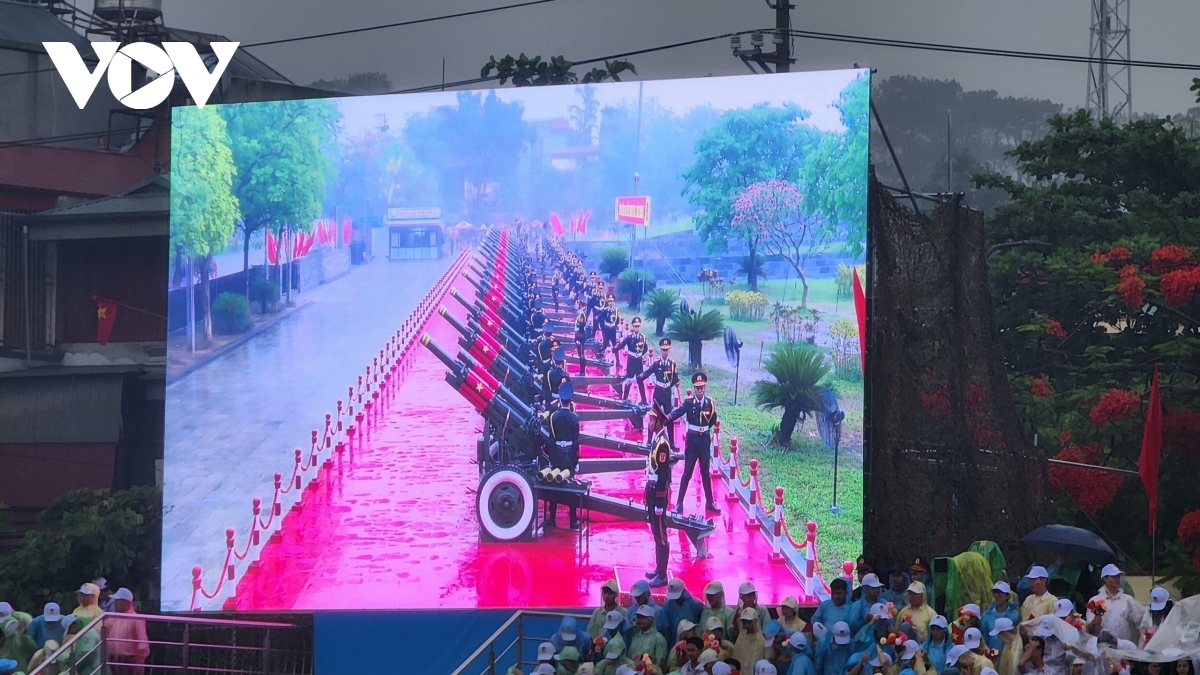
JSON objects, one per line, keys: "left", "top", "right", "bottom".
{"left": 0, "top": 579, "right": 149, "bottom": 675}
{"left": 509, "top": 559, "right": 1186, "bottom": 675}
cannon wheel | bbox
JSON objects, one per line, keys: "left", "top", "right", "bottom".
{"left": 477, "top": 466, "right": 536, "bottom": 542}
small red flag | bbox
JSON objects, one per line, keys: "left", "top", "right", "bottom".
{"left": 1140, "top": 365, "right": 1162, "bottom": 535}
{"left": 266, "top": 230, "right": 278, "bottom": 265}
{"left": 852, "top": 267, "right": 867, "bottom": 375}
{"left": 549, "top": 213, "right": 565, "bottom": 237}
{"left": 343, "top": 219, "right": 353, "bottom": 246}
{"left": 92, "top": 295, "right": 118, "bottom": 345}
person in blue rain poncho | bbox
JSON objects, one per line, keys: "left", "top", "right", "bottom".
{"left": 625, "top": 580, "right": 664, "bottom": 643}
{"left": 813, "top": 580, "right": 858, "bottom": 634}
{"left": 922, "top": 616, "right": 953, "bottom": 675}
{"left": 553, "top": 615, "right": 591, "bottom": 655}
{"left": 851, "top": 575, "right": 887, "bottom": 633}
{"left": 980, "top": 582, "right": 1020, "bottom": 654}
{"left": 785, "top": 631, "right": 817, "bottom": 675}
{"left": 815, "top": 621, "right": 864, "bottom": 675}
{"left": 661, "top": 579, "right": 703, "bottom": 646}
{"left": 845, "top": 644, "right": 894, "bottom": 675}
{"left": 882, "top": 569, "right": 911, "bottom": 608}
{"left": 762, "top": 620, "right": 793, "bottom": 672}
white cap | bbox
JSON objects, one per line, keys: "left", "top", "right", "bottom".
{"left": 755, "top": 659, "right": 779, "bottom": 675}
{"left": 901, "top": 640, "right": 921, "bottom": 661}
{"left": 536, "top": 642, "right": 556, "bottom": 661}
{"left": 705, "top": 581, "right": 725, "bottom": 596}
{"left": 981, "top": 669, "right": 999, "bottom": 675}
{"left": 112, "top": 588, "right": 134, "bottom": 602}
{"left": 603, "top": 610, "right": 623, "bottom": 630}
{"left": 963, "top": 627, "right": 982, "bottom": 650}
{"left": 601, "top": 579, "right": 620, "bottom": 594}
{"left": 739, "top": 582, "right": 757, "bottom": 596}
{"left": 788, "top": 632, "right": 809, "bottom": 649}
{"left": 1150, "top": 587, "right": 1170, "bottom": 611}
{"left": 636, "top": 605, "right": 657, "bottom": 619}
{"left": 1033, "top": 616, "right": 1055, "bottom": 637}
{"left": 1026, "top": 565, "right": 1049, "bottom": 580}
{"left": 712, "top": 663, "right": 733, "bottom": 675}
{"left": 43, "top": 603, "right": 61, "bottom": 620}
{"left": 811, "top": 622, "right": 828, "bottom": 641}
{"left": 93, "top": 577, "right": 108, "bottom": 590}
{"left": 869, "top": 651, "right": 891, "bottom": 668}
{"left": 534, "top": 665, "right": 556, "bottom": 675}
{"left": 78, "top": 583, "right": 99, "bottom": 596}
{"left": 832, "top": 621, "right": 851, "bottom": 645}
{"left": 861, "top": 573, "right": 885, "bottom": 589}
{"left": 961, "top": 604, "right": 981, "bottom": 617}
{"left": 989, "top": 618, "right": 1015, "bottom": 635}
{"left": 1054, "top": 599, "right": 1074, "bottom": 618}
{"left": 605, "top": 647, "right": 624, "bottom": 660}
{"left": 677, "top": 619, "right": 696, "bottom": 634}
{"left": 740, "top": 608, "right": 759, "bottom": 622}
{"left": 0, "top": 603, "right": 10, "bottom": 617}
{"left": 906, "top": 581, "right": 926, "bottom": 595}
{"left": 615, "top": 666, "right": 638, "bottom": 675}
{"left": 705, "top": 616, "right": 724, "bottom": 631}
{"left": 667, "top": 578, "right": 686, "bottom": 600}
{"left": 945, "top": 645, "right": 970, "bottom": 667}
{"left": 1101, "top": 564, "right": 1122, "bottom": 578}
{"left": 930, "top": 615, "right": 949, "bottom": 629}
{"left": 870, "top": 603, "right": 890, "bottom": 619}
{"left": 60, "top": 615, "right": 76, "bottom": 629}
{"left": 992, "top": 581, "right": 1011, "bottom": 595}
{"left": 698, "top": 649, "right": 719, "bottom": 665}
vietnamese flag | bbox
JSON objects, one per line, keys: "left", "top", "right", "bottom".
{"left": 549, "top": 212, "right": 565, "bottom": 237}
{"left": 852, "top": 267, "right": 867, "bottom": 375}
{"left": 266, "top": 230, "right": 279, "bottom": 265}
{"left": 1140, "top": 365, "right": 1162, "bottom": 535}
{"left": 92, "top": 295, "right": 118, "bottom": 345}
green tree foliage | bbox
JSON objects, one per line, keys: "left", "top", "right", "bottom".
{"left": 405, "top": 91, "right": 531, "bottom": 221}
{"left": 752, "top": 342, "right": 831, "bottom": 447}
{"left": 171, "top": 106, "right": 240, "bottom": 339}
{"left": 976, "top": 110, "right": 1200, "bottom": 569}
{"left": 681, "top": 103, "right": 816, "bottom": 257}
{"left": 219, "top": 100, "right": 340, "bottom": 298}
{"left": 802, "top": 74, "right": 870, "bottom": 258}
{"left": 645, "top": 288, "right": 679, "bottom": 336}
{"left": 738, "top": 253, "right": 768, "bottom": 287}
{"left": 327, "top": 127, "right": 437, "bottom": 224}
{"left": 309, "top": 71, "right": 393, "bottom": 94}
{"left": 0, "top": 487, "right": 162, "bottom": 612}
{"left": 667, "top": 309, "right": 724, "bottom": 368}
{"left": 481, "top": 54, "right": 636, "bottom": 87}
{"left": 598, "top": 245, "right": 630, "bottom": 278}
{"left": 569, "top": 84, "right": 601, "bottom": 145}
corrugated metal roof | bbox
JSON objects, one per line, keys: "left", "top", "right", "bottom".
{"left": 0, "top": 373, "right": 123, "bottom": 443}
{"left": 0, "top": 0, "right": 96, "bottom": 56}
{"left": 28, "top": 175, "right": 168, "bottom": 221}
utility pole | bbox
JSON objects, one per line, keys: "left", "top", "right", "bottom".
{"left": 730, "top": 0, "right": 795, "bottom": 73}
{"left": 1086, "top": 0, "right": 1132, "bottom": 124}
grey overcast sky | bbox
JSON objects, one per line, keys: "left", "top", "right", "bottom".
{"left": 161, "top": 0, "right": 1200, "bottom": 115}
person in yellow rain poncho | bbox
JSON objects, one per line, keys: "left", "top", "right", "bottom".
{"left": 733, "top": 608, "right": 767, "bottom": 671}
{"left": 778, "top": 597, "right": 807, "bottom": 634}
{"left": 1018, "top": 568, "right": 1058, "bottom": 627}
{"left": 985, "top": 618, "right": 1022, "bottom": 675}
{"left": 893, "top": 583, "right": 937, "bottom": 642}
{"left": 27, "top": 639, "right": 61, "bottom": 675}
{"left": 666, "top": 620, "right": 699, "bottom": 673}
{"left": 73, "top": 584, "right": 103, "bottom": 624}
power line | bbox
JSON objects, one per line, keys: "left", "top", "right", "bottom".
{"left": 241, "top": 0, "right": 558, "bottom": 48}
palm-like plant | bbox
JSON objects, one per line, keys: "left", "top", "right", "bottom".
{"left": 667, "top": 309, "right": 724, "bottom": 368}
{"left": 599, "top": 245, "right": 630, "bottom": 279}
{"left": 752, "top": 342, "right": 831, "bottom": 447}
{"left": 738, "top": 253, "right": 767, "bottom": 291}
{"left": 645, "top": 288, "right": 679, "bottom": 335}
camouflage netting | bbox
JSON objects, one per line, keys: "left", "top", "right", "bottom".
{"left": 865, "top": 178, "right": 1050, "bottom": 568}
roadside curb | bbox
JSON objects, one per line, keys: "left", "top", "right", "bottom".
{"left": 167, "top": 301, "right": 313, "bottom": 382}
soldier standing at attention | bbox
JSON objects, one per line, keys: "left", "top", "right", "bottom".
{"left": 573, "top": 298, "right": 590, "bottom": 372}
{"left": 544, "top": 348, "right": 571, "bottom": 411}
{"left": 545, "top": 381, "right": 581, "bottom": 529}
{"left": 667, "top": 372, "right": 721, "bottom": 516}
{"left": 638, "top": 338, "right": 683, "bottom": 447}
{"left": 615, "top": 316, "right": 649, "bottom": 403}
{"left": 644, "top": 428, "right": 673, "bottom": 588}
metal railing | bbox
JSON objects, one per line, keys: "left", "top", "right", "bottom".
{"left": 451, "top": 610, "right": 592, "bottom": 675}
{"left": 28, "top": 612, "right": 313, "bottom": 675}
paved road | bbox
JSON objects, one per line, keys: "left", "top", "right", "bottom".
{"left": 161, "top": 255, "right": 453, "bottom": 610}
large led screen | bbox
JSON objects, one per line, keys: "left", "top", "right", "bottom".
{"left": 163, "top": 69, "right": 870, "bottom": 611}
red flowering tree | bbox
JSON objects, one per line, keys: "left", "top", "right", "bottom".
{"left": 977, "top": 108, "right": 1200, "bottom": 573}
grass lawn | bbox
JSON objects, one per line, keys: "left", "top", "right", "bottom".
{"left": 689, "top": 365, "right": 865, "bottom": 585}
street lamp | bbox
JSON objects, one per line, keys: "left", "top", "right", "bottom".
{"left": 827, "top": 409, "right": 846, "bottom": 514}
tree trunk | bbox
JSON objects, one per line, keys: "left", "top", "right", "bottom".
{"left": 243, "top": 227, "right": 251, "bottom": 299}
{"left": 199, "top": 256, "right": 213, "bottom": 340}
{"left": 775, "top": 405, "right": 801, "bottom": 447}
{"left": 797, "top": 267, "right": 811, "bottom": 308}
{"left": 748, "top": 245, "right": 759, "bottom": 292}
{"left": 689, "top": 340, "right": 703, "bottom": 369}
{"left": 656, "top": 317, "right": 667, "bottom": 336}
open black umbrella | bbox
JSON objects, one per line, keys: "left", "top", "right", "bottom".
{"left": 1020, "top": 524, "right": 1116, "bottom": 565}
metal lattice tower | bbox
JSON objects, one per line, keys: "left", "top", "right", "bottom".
{"left": 1086, "top": 0, "right": 1132, "bottom": 123}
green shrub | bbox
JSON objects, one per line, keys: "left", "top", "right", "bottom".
{"left": 599, "top": 246, "right": 630, "bottom": 278}
{"left": 212, "top": 292, "right": 253, "bottom": 335}
{"left": 250, "top": 276, "right": 281, "bottom": 314}
{"left": 617, "top": 269, "right": 655, "bottom": 307}
{"left": 836, "top": 263, "right": 865, "bottom": 299}
{"left": 725, "top": 290, "right": 770, "bottom": 321}
{"left": 829, "top": 317, "right": 862, "bottom": 381}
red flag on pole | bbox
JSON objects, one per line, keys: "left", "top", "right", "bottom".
{"left": 92, "top": 295, "right": 118, "bottom": 345}
{"left": 343, "top": 219, "right": 353, "bottom": 246}
{"left": 852, "top": 267, "right": 867, "bottom": 375}
{"left": 549, "top": 213, "right": 565, "bottom": 237}
{"left": 1140, "top": 365, "right": 1163, "bottom": 535}
{"left": 266, "top": 230, "right": 278, "bottom": 265}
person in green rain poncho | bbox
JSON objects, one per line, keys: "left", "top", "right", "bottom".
{"left": 627, "top": 605, "right": 668, "bottom": 673}
{"left": 555, "top": 646, "right": 583, "bottom": 675}
{"left": 0, "top": 616, "right": 37, "bottom": 674}
{"left": 60, "top": 615, "right": 105, "bottom": 675}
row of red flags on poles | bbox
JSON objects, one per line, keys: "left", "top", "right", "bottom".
{"left": 547, "top": 210, "right": 591, "bottom": 237}
{"left": 844, "top": 267, "right": 1162, "bottom": 535}
{"left": 265, "top": 219, "right": 353, "bottom": 265}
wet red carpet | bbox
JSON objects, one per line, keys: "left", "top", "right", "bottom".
{"left": 230, "top": 276, "right": 803, "bottom": 610}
